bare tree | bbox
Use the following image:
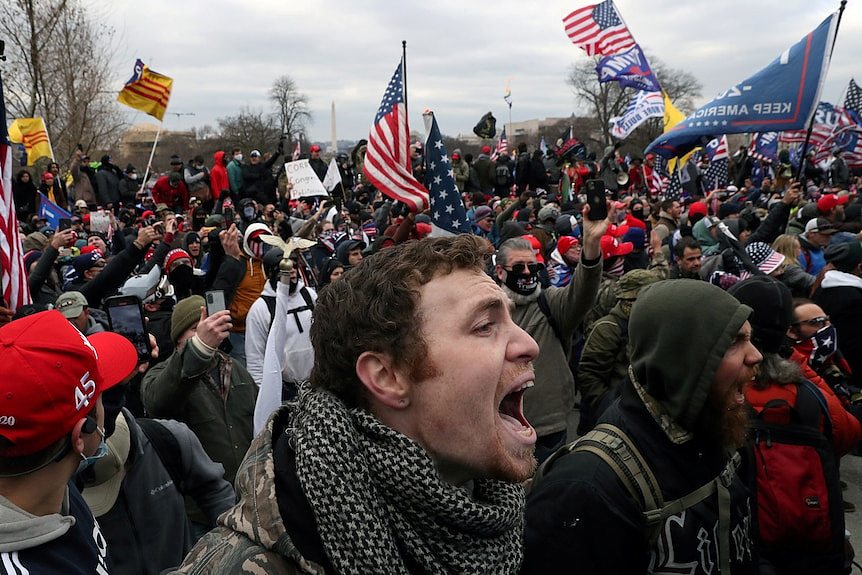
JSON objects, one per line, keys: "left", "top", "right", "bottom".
{"left": 566, "top": 55, "right": 702, "bottom": 151}
{"left": 1, "top": 0, "right": 125, "bottom": 165}
{"left": 217, "top": 107, "right": 281, "bottom": 154}
{"left": 269, "top": 75, "right": 311, "bottom": 145}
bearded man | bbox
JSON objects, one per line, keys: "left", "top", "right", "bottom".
{"left": 523, "top": 279, "right": 762, "bottom": 574}
{"left": 168, "top": 234, "right": 540, "bottom": 574}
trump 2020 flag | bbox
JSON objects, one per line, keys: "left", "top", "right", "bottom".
{"left": 422, "top": 111, "right": 469, "bottom": 237}
{"left": 749, "top": 132, "right": 780, "bottom": 164}
{"left": 596, "top": 45, "right": 661, "bottom": 93}
{"left": 37, "top": 192, "right": 71, "bottom": 229}
{"left": 611, "top": 90, "right": 664, "bottom": 139}
{"left": 647, "top": 12, "right": 838, "bottom": 159}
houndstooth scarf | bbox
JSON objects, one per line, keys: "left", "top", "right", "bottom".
{"left": 287, "top": 386, "right": 526, "bottom": 574}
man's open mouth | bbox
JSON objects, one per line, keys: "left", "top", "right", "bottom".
{"left": 498, "top": 380, "right": 536, "bottom": 440}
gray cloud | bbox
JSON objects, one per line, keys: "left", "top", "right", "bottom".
{"left": 96, "top": 0, "right": 860, "bottom": 145}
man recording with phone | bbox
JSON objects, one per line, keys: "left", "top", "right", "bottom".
{"left": 493, "top": 199, "right": 609, "bottom": 462}
{"left": 142, "top": 295, "right": 257, "bottom": 489}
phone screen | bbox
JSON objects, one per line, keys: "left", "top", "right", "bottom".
{"left": 106, "top": 298, "right": 150, "bottom": 360}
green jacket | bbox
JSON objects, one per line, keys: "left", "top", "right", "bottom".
{"left": 141, "top": 340, "right": 257, "bottom": 486}
{"left": 577, "top": 303, "right": 630, "bottom": 409}
{"left": 227, "top": 159, "right": 244, "bottom": 196}
{"left": 513, "top": 257, "right": 602, "bottom": 436}
{"left": 166, "top": 408, "right": 324, "bottom": 575}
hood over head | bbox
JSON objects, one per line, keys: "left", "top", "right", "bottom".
{"left": 629, "top": 279, "right": 752, "bottom": 432}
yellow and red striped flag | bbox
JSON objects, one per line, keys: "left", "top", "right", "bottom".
{"left": 8, "top": 118, "right": 53, "bottom": 166}
{"left": 117, "top": 59, "right": 173, "bottom": 121}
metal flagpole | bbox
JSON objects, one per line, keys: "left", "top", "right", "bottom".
{"left": 401, "top": 41, "right": 408, "bottom": 118}
{"left": 140, "top": 122, "right": 162, "bottom": 194}
{"left": 796, "top": 0, "right": 847, "bottom": 181}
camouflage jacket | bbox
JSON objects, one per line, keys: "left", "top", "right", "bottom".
{"left": 166, "top": 407, "right": 325, "bottom": 575}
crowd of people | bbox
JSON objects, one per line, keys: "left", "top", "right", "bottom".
{"left": 2, "top": 133, "right": 862, "bottom": 574}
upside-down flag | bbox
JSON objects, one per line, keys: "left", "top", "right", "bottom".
{"left": 0, "top": 73, "right": 32, "bottom": 310}
{"left": 363, "top": 62, "right": 429, "bottom": 212}
{"left": 646, "top": 12, "right": 838, "bottom": 159}
{"left": 8, "top": 118, "right": 53, "bottom": 166}
{"left": 117, "top": 59, "right": 173, "bottom": 121}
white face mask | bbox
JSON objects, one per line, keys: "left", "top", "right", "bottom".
{"left": 234, "top": 154, "right": 243, "bottom": 162}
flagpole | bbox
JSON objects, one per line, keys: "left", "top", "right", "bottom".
{"left": 401, "top": 41, "right": 408, "bottom": 119}
{"left": 796, "top": 0, "right": 847, "bottom": 181}
{"left": 140, "top": 122, "right": 162, "bottom": 195}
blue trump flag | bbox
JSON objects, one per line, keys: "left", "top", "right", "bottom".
{"left": 38, "top": 192, "right": 71, "bottom": 229}
{"left": 646, "top": 12, "right": 838, "bottom": 159}
{"left": 749, "top": 132, "right": 779, "bottom": 163}
{"left": 596, "top": 44, "right": 661, "bottom": 93}
{"left": 422, "top": 111, "right": 470, "bottom": 237}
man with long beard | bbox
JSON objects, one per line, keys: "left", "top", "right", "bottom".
{"left": 168, "top": 235, "right": 540, "bottom": 574}
{"left": 523, "top": 279, "right": 762, "bottom": 574}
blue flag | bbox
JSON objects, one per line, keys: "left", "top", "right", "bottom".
{"left": 596, "top": 44, "right": 661, "bottom": 92}
{"left": 646, "top": 12, "right": 837, "bottom": 159}
{"left": 749, "top": 132, "right": 779, "bottom": 164}
{"left": 422, "top": 112, "right": 470, "bottom": 236}
{"left": 38, "top": 192, "right": 71, "bottom": 229}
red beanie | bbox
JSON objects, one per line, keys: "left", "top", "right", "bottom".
{"left": 165, "top": 248, "right": 192, "bottom": 272}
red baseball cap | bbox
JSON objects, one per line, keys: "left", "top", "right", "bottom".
{"left": 688, "top": 201, "right": 708, "bottom": 219}
{"left": 557, "top": 236, "right": 580, "bottom": 254}
{"left": 310, "top": 144, "right": 321, "bottom": 152}
{"left": 521, "top": 234, "right": 545, "bottom": 264}
{"left": 600, "top": 234, "right": 634, "bottom": 260}
{"left": 817, "top": 193, "right": 848, "bottom": 214}
{"left": 0, "top": 311, "right": 137, "bottom": 457}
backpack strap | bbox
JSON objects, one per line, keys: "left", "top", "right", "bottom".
{"left": 262, "top": 294, "right": 277, "bottom": 331}
{"left": 298, "top": 287, "right": 315, "bottom": 311}
{"left": 136, "top": 418, "right": 185, "bottom": 494}
{"left": 532, "top": 422, "right": 739, "bottom": 569}
{"left": 795, "top": 378, "right": 833, "bottom": 439}
{"left": 537, "top": 291, "right": 567, "bottom": 355}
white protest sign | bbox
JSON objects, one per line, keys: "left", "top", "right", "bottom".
{"left": 285, "top": 160, "right": 328, "bottom": 200}
{"left": 322, "top": 158, "right": 342, "bottom": 192}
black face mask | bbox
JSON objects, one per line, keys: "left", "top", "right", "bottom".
{"left": 503, "top": 268, "right": 539, "bottom": 296}
{"left": 169, "top": 265, "right": 194, "bottom": 297}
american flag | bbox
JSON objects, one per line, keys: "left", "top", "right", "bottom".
{"left": 563, "top": 0, "right": 637, "bottom": 57}
{"left": 782, "top": 102, "right": 862, "bottom": 168}
{"left": 363, "top": 63, "right": 429, "bottom": 212}
{"left": 491, "top": 126, "right": 508, "bottom": 161}
{"left": 704, "top": 136, "right": 730, "bottom": 190}
{"left": 0, "top": 73, "right": 32, "bottom": 311}
{"left": 665, "top": 167, "right": 682, "bottom": 200}
{"left": 845, "top": 78, "right": 862, "bottom": 115}
{"left": 422, "top": 111, "right": 470, "bottom": 237}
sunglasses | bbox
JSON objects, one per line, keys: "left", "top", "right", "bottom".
{"left": 792, "top": 316, "right": 829, "bottom": 328}
{"left": 505, "top": 262, "right": 540, "bottom": 275}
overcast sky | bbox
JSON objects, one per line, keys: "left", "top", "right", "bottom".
{"left": 92, "top": 0, "right": 860, "bottom": 145}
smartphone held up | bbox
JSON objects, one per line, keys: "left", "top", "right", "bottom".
{"left": 105, "top": 295, "right": 151, "bottom": 362}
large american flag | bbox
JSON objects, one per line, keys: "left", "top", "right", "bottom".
{"left": 363, "top": 63, "right": 429, "bottom": 212}
{"left": 491, "top": 126, "right": 508, "bottom": 161}
{"left": 563, "top": 0, "right": 637, "bottom": 57}
{"left": 0, "top": 73, "right": 32, "bottom": 311}
{"left": 423, "top": 111, "right": 470, "bottom": 237}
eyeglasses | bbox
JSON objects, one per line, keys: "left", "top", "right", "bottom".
{"left": 792, "top": 316, "right": 829, "bottom": 328}
{"left": 504, "top": 262, "right": 540, "bottom": 275}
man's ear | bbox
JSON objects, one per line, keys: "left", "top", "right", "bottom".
{"left": 70, "top": 418, "right": 88, "bottom": 458}
{"left": 495, "top": 264, "right": 505, "bottom": 283}
{"left": 355, "top": 351, "right": 409, "bottom": 409}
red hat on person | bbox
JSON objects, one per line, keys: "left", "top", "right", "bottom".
{"left": 164, "top": 248, "right": 192, "bottom": 272}
{"left": 41, "top": 172, "right": 54, "bottom": 183}
{"left": 600, "top": 234, "right": 634, "bottom": 260}
{"left": 0, "top": 311, "right": 137, "bottom": 458}
{"left": 79, "top": 245, "right": 100, "bottom": 255}
{"left": 521, "top": 234, "right": 545, "bottom": 264}
{"left": 310, "top": 145, "right": 321, "bottom": 152}
{"left": 482, "top": 145, "right": 492, "bottom": 154}
{"left": 688, "top": 201, "right": 708, "bottom": 219}
{"left": 557, "top": 236, "right": 580, "bottom": 255}
{"left": 817, "top": 193, "right": 849, "bottom": 214}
